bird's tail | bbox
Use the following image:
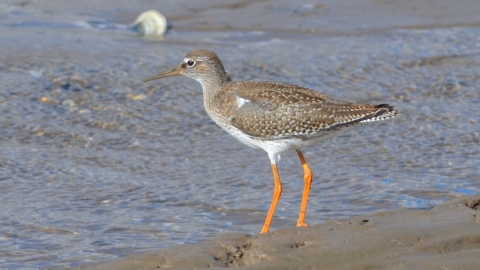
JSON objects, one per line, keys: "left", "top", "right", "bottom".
{"left": 361, "top": 104, "right": 398, "bottom": 123}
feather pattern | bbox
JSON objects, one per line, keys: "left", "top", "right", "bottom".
{"left": 206, "top": 81, "right": 397, "bottom": 140}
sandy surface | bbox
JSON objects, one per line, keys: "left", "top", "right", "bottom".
{"left": 74, "top": 196, "right": 480, "bottom": 269}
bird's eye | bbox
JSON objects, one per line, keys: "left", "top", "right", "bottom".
{"left": 186, "top": 60, "right": 195, "bottom": 67}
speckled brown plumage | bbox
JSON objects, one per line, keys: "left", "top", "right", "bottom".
{"left": 143, "top": 49, "right": 398, "bottom": 234}
{"left": 211, "top": 81, "right": 396, "bottom": 139}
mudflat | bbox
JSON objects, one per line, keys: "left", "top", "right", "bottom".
{"left": 76, "top": 196, "right": 480, "bottom": 269}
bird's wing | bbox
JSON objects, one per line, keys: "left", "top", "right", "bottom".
{"left": 231, "top": 81, "right": 330, "bottom": 107}
{"left": 227, "top": 82, "right": 396, "bottom": 139}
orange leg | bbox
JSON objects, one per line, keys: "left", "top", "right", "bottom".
{"left": 296, "top": 150, "right": 312, "bottom": 227}
{"left": 260, "top": 164, "right": 283, "bottom": 234}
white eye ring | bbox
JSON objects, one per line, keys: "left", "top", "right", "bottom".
{"left": 186, "top": 59, "right": 196, "bottom": 67}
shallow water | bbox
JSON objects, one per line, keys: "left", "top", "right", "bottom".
{"left": 1, "top": 5, "right": 480, "bottom": 270}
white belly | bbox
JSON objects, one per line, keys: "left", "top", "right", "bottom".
{"left": 209, "top": 115, "right": 262, "bottom": 149}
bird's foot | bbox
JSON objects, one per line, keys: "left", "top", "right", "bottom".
{"left": 296, "top": 221, "right": 308, "bottom": 227}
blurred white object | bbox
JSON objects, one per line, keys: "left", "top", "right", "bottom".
{"left": 133, "top": 10, "right": 167, "bottom": 36}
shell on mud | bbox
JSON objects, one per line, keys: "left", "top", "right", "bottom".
{"left": 133, "top": 10, "right": 167, "bottom": 36}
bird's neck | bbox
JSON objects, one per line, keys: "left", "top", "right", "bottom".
{"left": 198, "top": 70, "right": 230, "bottom": 105}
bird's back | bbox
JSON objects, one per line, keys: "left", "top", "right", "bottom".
{"left": 207, "top": 81, "right": 397, "bottom": 141}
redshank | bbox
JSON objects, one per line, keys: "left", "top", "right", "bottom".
{"left": 143, "top": 49, "right": 397, "bottom": 234}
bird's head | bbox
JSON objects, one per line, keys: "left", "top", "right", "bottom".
{"left": 143, "top": 49, "right": 230, "bottom": 85}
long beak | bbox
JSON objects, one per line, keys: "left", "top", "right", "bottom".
{"left": 142, "top": 63, "right": 184, "bottom": 82}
